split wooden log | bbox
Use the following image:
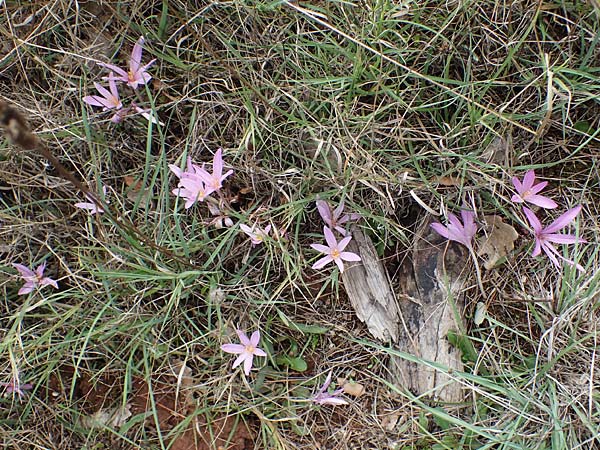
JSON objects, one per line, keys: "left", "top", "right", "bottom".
{"left": 342, "top": 221, "right": 468, "bottom": 403}
{"left": 342, "top": 226, "right": 401, "bottom": 343}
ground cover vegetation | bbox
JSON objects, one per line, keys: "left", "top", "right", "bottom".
{"left": 1, "top": 0, "right": 599, "bottom": 448}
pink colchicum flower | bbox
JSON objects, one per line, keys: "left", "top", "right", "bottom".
{"left": 75, "top": 185, "right": 108, "bottom": 214}
{"left": 12, "top": 262, "right": 58, "bottom": 295}
{"left": 196, "top": 148, "right": 234, "bottom": 192}
{"left": 430, "top": 209, "right": 477, "bottom": 249}
{"left": 169, "top": 157, "right": 215, "bottom": 209}
{"left": 316, "top": 200, "right": 361, "bottom": 236}
{"left": 312, "top": 371, "right": 348, "bottom": 406}
{"left": 221, "top": 330, "right": 267, "bottom": 376}
{"left": 240, "top": 223, "right": 272, "bottom": 246}
{"left": 310, "top": 226, "right": 361, "bottom": 273}
{"left": 100, "top": 36, "right": 156, "bottom": 90}
{"left": 1, "top": 376, "right": 33, "bottom": 399}
{"left": 523, "top": 206, "right": 586, "bottom": 271}
{"left": 82, "top": 74, "right": 123, "bottom": 122}
{"left": 511, "top": 170, "right": 558, "bottom": 209}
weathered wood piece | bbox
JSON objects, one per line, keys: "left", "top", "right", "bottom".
{"left": 390, "top": 219, "right": 467, "bottom": 402}
{"left": 341, "top": 220, "right": 467, "bottom": 402}
{"left": 341, "top": 226, "right": 401, "bottom": 343}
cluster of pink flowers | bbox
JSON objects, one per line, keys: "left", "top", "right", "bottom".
{"left": 310, "top": 200, "right": 362, "bottom": 273}
{"left": 430, "top": 170, "right": 585, "bottom": 272}
{"left": 513, "top": 170, "right": 585, "bottom": 271}
{"left": 169, "top": 148, "right": 233, "bottom": 209}
{"left": 220, "top": 329, "right": 347, "bottom": 406}
{"left": 83, "top": 36, "right": 160, "bottom": 125}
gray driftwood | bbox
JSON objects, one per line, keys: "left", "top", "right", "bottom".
{"left": 342, "top": 221, "right": 467, "bottom": 403}
{"left": 342, "top": 226, "right": 400, "bottom": 343}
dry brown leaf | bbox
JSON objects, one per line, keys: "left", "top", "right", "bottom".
{"left": 381, "top": 413, "right": 401, "bottom": 431}
{"left": 432, "top": 175, "right": 462, "bottom": 187}
{"left": 341, "top": 380, "right": 365, "bottom": 397}
{"left": 124, "top": 175, "right": 153, "bottom": 204}
{"left": 477, "top": 215, "right": 519, "bottom": 270}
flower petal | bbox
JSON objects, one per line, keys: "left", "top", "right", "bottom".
{"left": 312, "top": 255, "right": 333, "bottom": 270}
{"left": 527, "top": 195, "right": 558, "bottom": 209}
{"left": 221, "top": 344, "right": 245, "bottom": 354}
{"left": 323, "top": 226, "right": 338, "bottom": 248}
{"left": 250, "top": 330, "right": 261, "bottom": 347}
{"left": 523, "top": 207, "right": 543, "bottom": 234}
{"left": 340, "top": 251, "right": 361, "bottom": 262}
{"left": 316, "top": 200, "right": 333, "bottom": 226}
{"left": 243, "top": 354, "right": 254, "bottom": 375}
{"left": 544, "top": 205, "right": 582, "bottom": 234}
{"left": 237, "top": 330, "right": 251, "bottom": 346}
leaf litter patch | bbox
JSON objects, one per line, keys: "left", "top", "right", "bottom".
{"left": 45, "top": 363, "right": 254, "bottom": 449}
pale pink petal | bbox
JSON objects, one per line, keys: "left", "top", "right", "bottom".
{"left": 430, "top": 223, "right": 450, "bottom": 240}
{"left": 522, "top": 170, "right": 536, "bottom": 191}
{"left": 334, "top": 257, "right": 345, "bottom": 272}
{"left": 529, "top": 180, "right": 548, "bottom": 195}
{"left": 254, "top": 348, "right": 267, "bottom": 357}
{"left": 237, "top": 330, "right": 251, "bottom": 346}
{"left": 243, "top": 355, "right": 254, "bottom": 375}
{"left": 544, "top": 205, "right": 582, "bottom": 234}
{"left": 18, "top": 283, "right": 35, "bottom": 295}
{"left": 340, "top": 251, "right": 361, "bottom": 262}
{"left": 250, "top": 330, "right": 261, "bottom": 347}
{"left": 83, "top": 96, "right": 108, "bottom": 107}
{"left": 99, "top": 62, "right": 128, "bottom": 78}
{"left": 337, "top": 235, "right": 352, "bottom": 252}
{"left": 221, "top": 344, "right": 245, "bottom": 354}
{"left": 318, "top": 397, "right": 349, "bottom": 406}
{"left": 523, "top": 207, "right": 543, "bottom": 234}
{"left": 310, "top": 244, "right": 330, "bottom": 253}
{"left": 40, "top": 277, "right": 58, "bottom": 289}
{"left": 312, "top": 255, "right": 333, "bottom": 270}
{"left": 512, "top": 176, "right": 523, "bottom": 192}
{"left": 108, "top": 75, "right": 120, "bottom": 101}
{"left": 545, "top": 234, "right": 584, "bottom": 244}
{"left": 213, "top": 148, "right": 224, "bottom": 178}
{"left": 332, "top": 201, "right": 345, "bottom": 221}
{"left": 130, "top": 37, "right": 144, "bottom": 72}
{"left": 316, "top": 200, "right": 333, "bottom": 225}
{"left": 13, "top": 264, "right": 35, "bottom": 278}
{"left": 323, "top": 226, "right": 337, "bottom": 248}
{"left": 35, "top": 262, "right": 47, "bottom": 278}
{"left": 169, "top": 164, "right": 183, "bottom": 178}
{"left": 511, "top": 193, "right": 524, "bottom": 203}
{"left": 231, "top": 353, "right": 247, "bottom": 370}
{"left": 532, "top": 239, "right": 542, "bottom": 257}
{"left": 527, "top": 195, "right": 558, "bottom": 209}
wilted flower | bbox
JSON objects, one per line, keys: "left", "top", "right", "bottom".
{"left": 430, "top": 209, "right": 477, "bottom": 249}
{"left": 221, "top": 330, "right": 267, "bottom": 376}
{"left": 12, "top": 261, "right": 58, "bottom": 295}
{"left": 1, "top": 374, "right": 33, "bottom": 399}
{"left": 312, "top": 371, "right": 348, "bottom": 406}
{"left": 310, "top": 226, "right": 361, "bottom": 273}
{"left": 511, "top": 170, "right": 558, "bottom": 209}
{"left": 316, "top": 199, "right": 360, "bottom": 235}
{"left": 82, "top": 74, "right": 123, "bottom": 122}
{"left": 240, "top": 223, "right": 272, "bottom": 245}
{"left": 101, "top": 36, "right": 156, "bottom": 90}
{"left": 75, "top": 185, "right": 108, "bottom": 214}
{"left": 523, "top": 206, "right": 586, "bottom": 271}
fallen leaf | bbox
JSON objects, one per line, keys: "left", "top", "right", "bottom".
{"left": 381, "top": 412, "right": 401, "bottom": 431}
{"left": 124, "top": 175, "right": 153, "bottom": 204}
{"left": 432, "top": 176, "right": 462, "bottom": 187}
{"left": 341, "top": 380, "right": 365, "bottom": 397}
{"left": 476, "top": 215, "right": 519, "bottom": 270}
